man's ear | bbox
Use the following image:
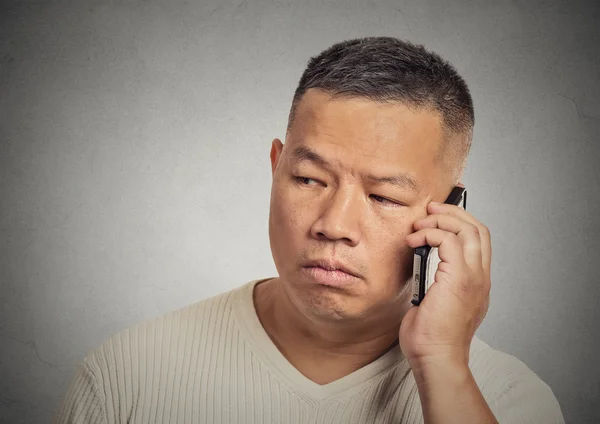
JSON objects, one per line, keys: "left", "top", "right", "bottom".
{"left": 270, "top": 138, "right": 284, "bottom": 175}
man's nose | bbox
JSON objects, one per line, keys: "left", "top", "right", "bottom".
{"left": 310, "top": 187, "right": 361, "bottom": 246}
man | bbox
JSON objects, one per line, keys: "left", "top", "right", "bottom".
{"left": 54, "top": 37, "right": 564, "bottom": 423}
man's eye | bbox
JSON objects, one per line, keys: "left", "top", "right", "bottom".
{"left": 294, "top": 176, "right": 319, "bottom": 186}
{"left": 370, "top": 194, "right": 401, "bottom": 206}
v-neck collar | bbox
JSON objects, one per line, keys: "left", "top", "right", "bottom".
{"left": 232, "top": 278, "right": 409, "bottom": 401}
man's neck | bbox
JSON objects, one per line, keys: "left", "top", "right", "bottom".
{"left": 253, "top": 278, "right": 404, "bottom": 385}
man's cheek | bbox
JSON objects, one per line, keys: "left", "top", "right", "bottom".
{"left": 377, "top": 242, "right": 413, "bottom": 280}
{"left": 283, "top": 199, "right": 313, "bottom": 233}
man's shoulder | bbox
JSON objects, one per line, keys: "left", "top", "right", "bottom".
{"left": 55, "top": 281, "right": 261, "bottom": 421}
{"left": 469, "top": 335, "right": 564, "bottom": 423}
{"left": 82, "top": 280, "right": 253, "bottom": 371}
{"left": 469, "top": 335, "right": 537, "bottom": 389}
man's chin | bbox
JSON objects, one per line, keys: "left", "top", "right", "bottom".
{"left": 280, "top": 272, "right": 407, "bottom": 321}
{"left": 293, "top": 285, "right": 369, "bottom": 321}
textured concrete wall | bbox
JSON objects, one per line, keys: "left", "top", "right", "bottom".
{"left": 1, "top": 0, "right": 598, "bottom": 422}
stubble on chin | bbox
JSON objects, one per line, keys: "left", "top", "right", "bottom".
{"left": 304, "top": 289, "right": 354, "bottom": 320}
{"left": 282, "top": 276, "right": 357, "bottom": 321}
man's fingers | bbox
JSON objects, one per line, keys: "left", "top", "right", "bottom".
{"left": 405, "top": 228, "right": 465, "bottom": 269}
{"left": 426, "top": 202, "right": 492, "bottom": 274}
{"left": 413, "top": 213, "right": 483, "bottom": 272}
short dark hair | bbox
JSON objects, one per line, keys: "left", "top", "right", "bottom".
{"left": 288, "top": 37, "right": 474, "bottom": 180}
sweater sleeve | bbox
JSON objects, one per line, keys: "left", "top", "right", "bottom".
{"left": 467, "top": 337, "right": 565, "bottom": 424}
{"left": 487, "top": 365, "right": 565, "bottom": 424}
{"left": 53, "top": 358, "right": 108, "bottom": 424}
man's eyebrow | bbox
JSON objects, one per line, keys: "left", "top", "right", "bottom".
{"left": 290, "top": 145, "right": 419, "bottom": 191}
{"left": 365, "top": 173, "right": 419, "bottom": 192}
{"left": 290, "top": 146, "right": 332, "bottom": 167}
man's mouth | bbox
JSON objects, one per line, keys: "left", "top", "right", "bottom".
{"left": 301, "top": 258, "right": 361, "bottom": 287}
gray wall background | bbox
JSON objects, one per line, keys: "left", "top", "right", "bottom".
{"left": 1, "top": 0, "right": 598, "bottom": 422}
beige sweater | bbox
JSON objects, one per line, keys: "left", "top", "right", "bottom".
{"left": 54, "top": 279, "right": 564, "bottom": 423}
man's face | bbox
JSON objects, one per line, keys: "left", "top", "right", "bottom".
{"left": 268, "top": 89, "right": 453, "bottom": 322}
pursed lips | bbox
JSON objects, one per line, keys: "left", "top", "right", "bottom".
{"left": 304, "top": 259, "right": 359, "bottom": 276}
{"left": 301, "top": 259, "right": 362, "bottom": 287}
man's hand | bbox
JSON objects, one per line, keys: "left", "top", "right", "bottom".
{"left": 400, "top": 191, "right": 496, "bottom": 424}
{"left": 400, "top": 196, "right": 491, "bottom": 366}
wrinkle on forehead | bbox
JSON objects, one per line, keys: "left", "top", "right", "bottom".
{"left": 289, "top": 91, "right": 443, "bottom": 152}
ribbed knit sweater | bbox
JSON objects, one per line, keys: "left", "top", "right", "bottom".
{"left": 54, "top": 278, "right": 564, "bottom": 423}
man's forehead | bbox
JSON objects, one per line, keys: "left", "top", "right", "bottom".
{"left": 289, "top": 91, "right": 441, "bottom": 158}
{"left": 290, "top": 90, "right": 443, "bottom": 145}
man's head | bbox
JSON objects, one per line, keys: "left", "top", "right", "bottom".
{"left": 268, "top": 37, "right": 474, "bottom": 324}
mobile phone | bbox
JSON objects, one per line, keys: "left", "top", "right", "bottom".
{"left": 411, "top": 186, "right": 467, "bottom": 306}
